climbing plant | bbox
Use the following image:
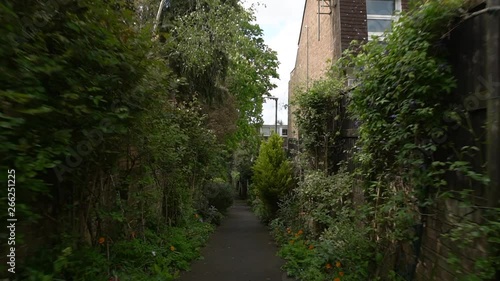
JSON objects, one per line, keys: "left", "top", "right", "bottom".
{"left": 348, "top": 0, "right": 499, "bottom": 278}
{"left": 272, "top": 0, "right": 499, "bottom": 280}
{"left": 292, "top": 66, "right": 346, "bottom": 171}
{"left": 0, "top": 0, "right": 278, "bottom": 279}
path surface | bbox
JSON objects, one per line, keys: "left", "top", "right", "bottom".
{"left": 179, "top": 201, "right": 295, "bottom": 281}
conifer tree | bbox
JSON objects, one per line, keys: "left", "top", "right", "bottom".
{"left": 252, "top": 133, "right": 294, "bottom": 218}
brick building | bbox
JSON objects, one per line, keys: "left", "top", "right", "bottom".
{"left": 288, "top": 0, "right": 407, "bottom": 139}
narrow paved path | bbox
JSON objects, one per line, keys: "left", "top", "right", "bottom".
{"left": 179, "top": 201, "right": 295, "bottom": 281}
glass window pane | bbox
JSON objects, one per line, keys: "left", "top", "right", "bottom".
{"left": 366, "top": 0, "right": 394, "bottom": 15}
{"left": 367, "top": 19, "right": 392, "bottom": 32}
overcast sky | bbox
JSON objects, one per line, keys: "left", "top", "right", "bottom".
{"left": 241, "top": 0, "right": 305, "bottom": 125}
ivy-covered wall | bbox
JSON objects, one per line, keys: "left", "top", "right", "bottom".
{"left": 274, "top": 1, "right": 500, "bottom": 280}
{"left": 0, "top": 0, "right": 278, "bottom": 279}
{"left": 415, "top": 3, "right": 499, "bottom": 279}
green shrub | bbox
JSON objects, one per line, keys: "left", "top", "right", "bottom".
{"left": 108, "top": 219, "right": 214, "bottom": 280}
{"left": 279, "top": 237, "right": 326, "bottom": 281}
{"left": 270, "top": 194, "right": 305, "bottom": 245}
{"left": 276, "top": 212, "right": 376, "bottom": 281}
{"left": 204, "top": 180, "right": 234, "bottom": 214}
{"left": 249, "top": 183, "right": 273, "bottom": 221}
{"left": 202, "top": 205, "right": 225, "bottom": 225}
{"left": 316, "top": 218, "right": 375, "bottom": 281}
{"left": 296, "top": 170, "right": 352, "bottom": 236}
{"left": 272, "top": 169, "right": 375, "bottom": 281}
{"left": 19, "top": 218, "right": 214, "bottom": 280}
{"left": 195, "top": 180, "right": 234, "bottom": 225}
{"left": 251, "top": 133, "right": 294, "bottom": 220}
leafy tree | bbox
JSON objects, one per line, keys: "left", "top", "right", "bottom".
{"left": 161, "top": 0, "right": 278, "bottom": 147}
{"left": 292, "top": 70, "right": 346, "bottom": 171}
{"left": 252, "top": 134, "right": 294, "bottom": 219}
{"left": 0, "top": 0, "right": 279, "bottom": 278}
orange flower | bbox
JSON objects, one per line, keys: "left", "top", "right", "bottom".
{"left": 170, "top": 245, "right": 176, "bottom": 251}
{"left": 98, "top": 237, "right": 105, "bottom": 244}
{"left": 308, "top": 244, "right": 314, "bottom": 250}
{"left": 289, "top": 240, "right": 295, "bottom": 245}
{"left": 297, "top": 229, "right": 303, "bottom": 235}
{"left": 325, "top": 263, "right": 332, "bottom": 269}
{"left": 333, "top": 278, "right": 340, "bottom": 281}
{"left": 335, "top": 261, "right": 342, "bottom": 268}
{"left": 339, "top": 271, "right": 344, "bottom": 277}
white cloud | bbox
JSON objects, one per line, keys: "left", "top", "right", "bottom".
{"left": 242, "top": 0, "right": 304, "bottom": 125}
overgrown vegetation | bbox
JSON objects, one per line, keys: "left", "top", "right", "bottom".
{"left": 0, "top": 0, "right": 277, "bottom": 279}
{"left": 292, "top": 73, "right": 346, "bottom": 172}
{"left": 256, "top": 0, "right": 500, "bottom": 280}
{"left": 251, "top": 133, "right": 294, "bottom": 221}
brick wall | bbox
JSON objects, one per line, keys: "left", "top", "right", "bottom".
{"left": 288, "top": 0, "right": 336, "bottom": 139}
{"left": 339, "top": 0, "right": 368, "bottom": 50}
{"left": 288, "top": 0, "right": 412, "bottom": 142}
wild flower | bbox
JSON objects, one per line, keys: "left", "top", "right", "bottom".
{"left": 170, "top": 245, "right": 176, "bottom": 251}
{"left": 335, "top": 261, "right": 341, "bottom": 268}
{"left": 98, "top": 237, "right": 106, "bottom": 245}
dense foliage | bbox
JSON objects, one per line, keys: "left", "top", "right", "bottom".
{"left": 251, "top": 133, "right": 294, "bottom": 221}
{"left": 349, "top": 1, "right": 499, "bottom": 278}
{"left": 269, "top": 0, "right": 500, "bottom": 280}
{"left": 292, "top": 72, "right": 346, "bottom": 171}
{"left": 0, "top": 0, "right": 277, "bottom": 279}
{"left": 270, "top": 170, "right": 374, "bottom": 281}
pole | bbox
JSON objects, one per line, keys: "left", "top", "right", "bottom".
{"left": 318, "top": 0, "right": 321, "bottom": 41}
{"left": 306, "top": 25, "right": 309, "bottom": 91}
{"left": 275, "top": 98, "right": 278, "bottom": 134}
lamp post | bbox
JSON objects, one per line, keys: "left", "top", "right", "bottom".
{"left": 266, "top": 96, "right": 279, "bottom": 134}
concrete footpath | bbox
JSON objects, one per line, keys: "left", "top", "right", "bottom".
{"left": 178, "top": 200, "right": 295, "bottom": 281}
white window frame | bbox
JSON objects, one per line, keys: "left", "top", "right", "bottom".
{"left": 367, "top": 0, "right": 402, "bottom": 39}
